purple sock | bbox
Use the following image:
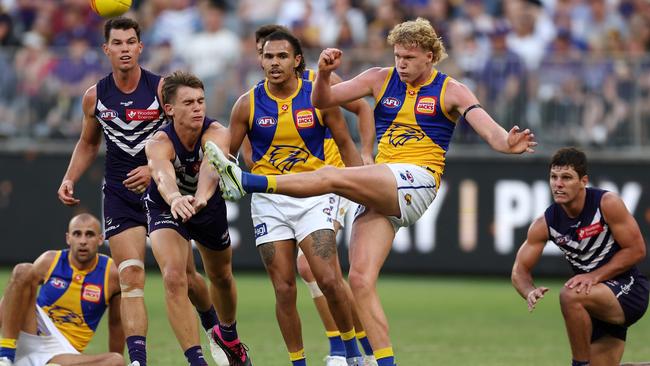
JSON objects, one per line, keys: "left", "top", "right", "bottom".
{"left": 126, "top": 335, "right": 146, "bottom": 366}
{"left": 184, "top": 345, "right": 208, "bottom": 366}
{"left": 198, "top": 305, "right": 219, "bottom": 331}
{"left": 218, "top": 322, "right": 239, "bottom": 342}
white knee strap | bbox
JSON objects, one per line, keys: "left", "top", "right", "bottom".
{"left": 118, "top": 259, "right": 145, "bottom": 298}
{"left": 303, "top": 280, "right": 324, "bottom": 299}
{"left": 118, "top": 259, "right": 145, "bottom": 273}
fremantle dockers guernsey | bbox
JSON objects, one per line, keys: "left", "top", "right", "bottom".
{"left": 147, "top": 117, "right": 216, "bottom": 204}
{"left": 545, "top": 187, "right": 641, "bottom": 276}
{"left": 374, "top": 67, "right": 455, "bottom": 186}
{"left": 37, "top": 250, "right": 112, "bottom": 352}
{"left": 302, "top": 69, "right": 344, "bottom": 168}
{"left": 248, "top": 78, "right": 328, "bottom": 175}
{"left": 95, "top": 68, "right": 165, "bottom": 199}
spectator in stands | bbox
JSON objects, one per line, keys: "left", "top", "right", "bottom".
{"left": 0, "top": 13, "right": 20, "bottom": 47}
{"left": 320, "top": 0, "right": 367, "bottom": 48}
{"left": 478, "top": 22, "right": 526, "bottom": 131}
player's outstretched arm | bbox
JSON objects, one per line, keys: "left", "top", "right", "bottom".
{"left": 565, "top": 192, "right": 647, "bottom": 294}
{"left": 146, "top": 132, "right": 195, "bottom": 221}
{"left": 444, "top": 79, "right": 537, "bottom": 154}
{"left": 107, "top": 260, "right": 124, "bottom": 354}
{"left": 195, "top": 122, "right": 230, "bottom": 211}
{"left": 512, "top": 216, "right": 549, "bottom": 312}
{"left": 322, "top": 107, "right": 362, "bottom": 167}
{"left": 58, "top": 86, "right": 103, "bottom": 206}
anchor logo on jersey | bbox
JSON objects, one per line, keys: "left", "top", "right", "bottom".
{"left": 387, "top": 123, "right": 425, "bottom": 147}
{"left": 268, "top": 145, "right": 310, "bottom": 173}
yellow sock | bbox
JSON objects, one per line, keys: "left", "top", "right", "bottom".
{"left": 0, "top": 338, "right": 16, "bottom": 348}
{"left": 289, "top": 348, "right": 305, "bottom": 361}
{"left": 375, "top": 346, "right": 394, "bottom": 359}
{"left": 340, "top": 328, "right": 356, "bottom": 341}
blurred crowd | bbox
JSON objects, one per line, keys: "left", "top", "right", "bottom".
{"left": 0, "top": 0, "right": 649, "bottom": 149}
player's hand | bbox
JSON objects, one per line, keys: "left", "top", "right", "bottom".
{"left": 192, "top": 196, "right": 207, "bottom": 213}
{"left": 124, "top": 165, "right": 151, "bottom": 194}
{"left": 318, "top": 48, "right": 343, "bottom": 73}
{"left": 58, "top": 179, "right": 80, "bottom": 206}
{"left": 506, "top": 125, "right": 537, "bottom": 154}
{"left": 170, "top": 195, "right": 196, "bottom": 222}
{"left": 526, "top": 287, "right": 549, "bottom": 312}
{"left": 565, "top": 273, "right": 600, "bottom": 295}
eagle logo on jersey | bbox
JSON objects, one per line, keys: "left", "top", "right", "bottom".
{"left": 268, "top": 145, "right": 310, "bottom": 173}
{"left": 46, "top": 305, "right": 84, "bottom": 326}
{"left": 387, "top": 123, "right": 425, "bottom": 147}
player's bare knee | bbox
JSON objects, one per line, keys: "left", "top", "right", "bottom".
{"left": 559, "top": 286, "right": 583, "bottom": 308}
{"left": 209, "top": 270, "right": 234, "bottom": 290}
{"left": 316, "top": 276, "right": 344, "bottom": 299}
{"left": 273, "top": 279, "right": 297, "bottom": 303}
{"left": 348, "top": 270, "right": 374, "bottom": 295}
{"left": 161, "top": 268, "right": 188, "bottom": 294}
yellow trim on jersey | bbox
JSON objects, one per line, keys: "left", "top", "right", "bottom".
{"left": 68, "top": 252, "right": 99, "bottom": 275}
{"left": 439, "top": 76, "right": 454, "bottom": 122}
{"left": 263, "top": 78, "right": 303, "bottom": 103}
{"left": 44, "top": 251, "right": 62, "bottom": 282}
{"left": 306, "top": 69, "right": 315, "bottom": 81}
{"left": 375, "top": 68, "right": 394, "bottom": 104}
{"left": 248, "top": 88, "right": 256, "bottom": 130}
{"left": 104, "top": 257, "right": 113, "bottom": 306}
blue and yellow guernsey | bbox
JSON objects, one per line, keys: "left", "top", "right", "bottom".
{"left": 303, "top": 69, "right": 344, "bottom": 168}
{"left": 374, "top": 67, "right": 455, "bottom": 187}
{"left": 37, "top": 250, "right": 113, "bottom": 352}
{"left": 248, "top": 78, "right": 328, "bottom": 175}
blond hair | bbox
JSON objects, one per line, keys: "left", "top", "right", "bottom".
{"left": 387, "top": 18, "right": 447, "bottom": 64}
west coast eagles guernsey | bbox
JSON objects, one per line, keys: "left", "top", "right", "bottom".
{"left": 37, "top": 250, "right": 113, "bottom": 352}
{"left": 374, "top": 67, "right": 455, "bottom": 186}
{"left": 248, "top": 78, "right": 328, "bottom": 175}
{"left": 303, "top": 69, "right": 344, "bottom": 168}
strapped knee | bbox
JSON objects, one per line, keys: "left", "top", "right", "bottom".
{"left": 302, "top": 279, "right": 324, "bottom": 299}
{"left": 118, "top": 259, "right": 145, "bottom": 298}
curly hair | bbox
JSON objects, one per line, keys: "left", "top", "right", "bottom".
{"left": 387, "top": 18, "right": 447, "bottom": 65}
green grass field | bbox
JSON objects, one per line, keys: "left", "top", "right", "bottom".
{"left": 1, "top": 271, "right": 649, "bottom": 365}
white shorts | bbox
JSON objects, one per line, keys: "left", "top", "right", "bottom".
{"left": 251, "top": 193, "right": 335, "bottom": 246}
{"left": 15, "top": 306, "right": 79, "bottom": 366}
{"left": 355, "top": 163, "right": 437, "bottom": 232}
{"left": 326, "top": 194, "right": 355, "bottom": 227}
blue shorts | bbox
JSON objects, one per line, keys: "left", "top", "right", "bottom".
{"left": 592, "top": 270, "right": 649, "bottom": 341}
{"left": 102, "top": 184, "right": 147, "bottom": 240}
{"left": 145, "top": 195, "right": 231, "bottom": 251}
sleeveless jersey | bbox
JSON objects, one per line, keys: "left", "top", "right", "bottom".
{"left": 37, "top": 250, "right": 112, "bottom": 352}
{"left": 303, "top": 69, "right": 344, "bottom": 168}
{"left": 248, "top": 78, "right": 327, "bottom": 175}
{"left": 95, "top": 68, "right": 166, "bottom": 199}
{"left": 374, "top": 68, "right": 455, "bottom": 185}
{"left": 545, "top": 187, "right": 640, "bottom": 275}
{"left": 147, "top": 118, "right": 215, "bottom": 204}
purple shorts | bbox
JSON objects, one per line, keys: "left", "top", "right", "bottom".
{"left": 592, "top": 270, "right": 649, "bottom": 341}
{"left": 102, "top": 184, "right": 147, "bottom": 240}
{"left": 144, "top": 195, "right": 230, "bottom": 251}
